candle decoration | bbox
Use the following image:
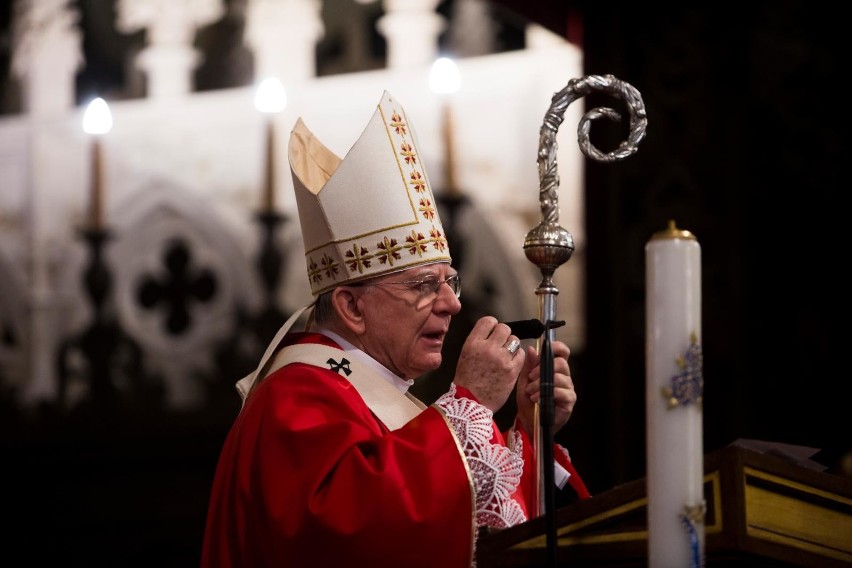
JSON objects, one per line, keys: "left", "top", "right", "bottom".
{"left": 252, "top": 77, "right": 290, "bottom": 346}
{"left": 254, "top": 77, "right": 287, "bottom": 213}
{"left": 56, "top": 96, "right": 145, "bottom": 412}
{"left": 645, "top": 219, "right": 705, "bottom": 568}
{"left": 82, "top": 97, "right": 113, "bottom": 230}
{"left": 662, "top": 331, "right": 703, "bottom": 408}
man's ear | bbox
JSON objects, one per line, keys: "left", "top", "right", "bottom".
{"left": 331, "top": 287, "right": 367, "bottom": 335}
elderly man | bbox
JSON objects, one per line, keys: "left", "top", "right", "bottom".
{"left": 201, "top": 92, "right": 588, "bottom": 568}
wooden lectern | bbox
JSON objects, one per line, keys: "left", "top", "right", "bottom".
{"left": 477, "top": 445, "right": 852, "bottom": 567}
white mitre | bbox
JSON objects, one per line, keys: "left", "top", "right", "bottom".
{"left": 288, "top": 90, "right": 451, "bottom": 296}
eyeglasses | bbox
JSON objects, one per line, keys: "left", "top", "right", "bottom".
{"left": 353, "top": 273, "right": 461, "bottom": 299}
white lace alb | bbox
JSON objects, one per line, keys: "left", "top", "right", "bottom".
{"left": 435, "top": 384, "right": 527, "bottom": 529}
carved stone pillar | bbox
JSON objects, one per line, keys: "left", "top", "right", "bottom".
{"left": 377, "top": 0, "right": 445, "bottom": 68}
{"left": 11, "top": 0, "right": 83, "bottom": 116}
{"left": 245, "top": 0, "right": 324, "bottom": 84}
{"left": 447, "top": 0, "right": 496, "bottom": 57}
{"left": 116, "top": 0, "right": 225, "bottom": 99}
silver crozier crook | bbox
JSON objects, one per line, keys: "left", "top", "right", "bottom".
{"left": 523, "top": 74, "right": 647, "bottom": 564}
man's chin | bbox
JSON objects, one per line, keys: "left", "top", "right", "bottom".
{"left": 413, "top": 354, "right": 443, "bottom": 377}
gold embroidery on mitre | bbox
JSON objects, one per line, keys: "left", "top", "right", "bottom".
{"left": 405, "top": 231, "right": 429, "bottom": 256}
{"left": 430, "top": 227, "right": 447, "bottom": 252}
{"left": 321, "top": 253, "right": 340, "bottom": 279}
{"left": 376, "top": 236, "right": 403, "bottom": 266}
{"left": 345, "top": 244, "right": 374, "bottom": 274}
{"left": 418, "top": 198, "right": 436, "bottom": 221}
{"left": 307, "top": 253, "right": 341, "bottom": 285}
{"left": 308, "top": 257, "right": 322, "bottom": 284}
{"left": 390, "top": 111, "right": 407, "bottom": 135}
{"left": 409, "top": 171, "right": 427, "bottom": 193}
{"left": 378, "top": 104, "right": 422, "bottom": 226}
{"left": 399, "top": 142, "right": 417, "bottom": 165}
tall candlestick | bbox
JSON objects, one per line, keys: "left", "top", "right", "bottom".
{"left": 82, "top": 97, "right": 113, "bottom": 231}
{"left": 645, "top": 220, "right": 704, "bottom": 567}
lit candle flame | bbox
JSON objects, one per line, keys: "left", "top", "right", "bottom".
{"left": 429, "top": 57, "right": 461, "bottom": 94}
{"left": 254, "top": 77, "right": 287, "bottom": 114}
{"left": 83, "top": 97, "right": 113, "bottom": 135}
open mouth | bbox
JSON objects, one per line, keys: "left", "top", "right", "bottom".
{"left": 423, "top": 331, "right": 445, "bottom": 342}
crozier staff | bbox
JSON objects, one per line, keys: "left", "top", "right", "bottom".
{"left": 201, "top": 91, "right": 589, "bottom": 568}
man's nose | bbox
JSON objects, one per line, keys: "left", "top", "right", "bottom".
{"left": 434, "top": 280, "right": 462, "bottom": 314}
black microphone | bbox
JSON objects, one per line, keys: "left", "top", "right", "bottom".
{"left": 503, "top": 319, "right": 565, "bottom": 340}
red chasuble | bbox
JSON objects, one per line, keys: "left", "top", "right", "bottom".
{"left": 202, "top": 332, "right": 590, "bottom": 567}
{"left": 201, "top": 333, "right": 477, "bottom": 568}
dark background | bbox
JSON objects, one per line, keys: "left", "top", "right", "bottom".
{"left": 569, "top": 0, "right": 848, "bottom": 494}
{"left": 2, "top": 1, "right": 848, "bottom": 565}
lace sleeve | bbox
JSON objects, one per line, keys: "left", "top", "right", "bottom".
{"left": 434, "top": 384, "right": 527, "bottom": 529}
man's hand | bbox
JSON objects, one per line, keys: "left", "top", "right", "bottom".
{"left": 516, "top": 340, "right": 576, "bottom": 436}
{"left": 454, "top": 316, "right": 525, "bottom": 411}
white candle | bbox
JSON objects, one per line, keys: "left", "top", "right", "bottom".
{"left": 254, "top": 77, "right": 287, "bottom": 212}
{"left": 82, "top": 97, "right": 113, "bottom": 230}
{"left": 89, "top": 137, "right": 104, "bottom": 230}
{"left": 645, "top": 220, "right": 704, "bottom": 567}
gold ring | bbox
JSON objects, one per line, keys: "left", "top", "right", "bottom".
{"left": 505, "top": 338, "right": 521, "bottom": 355}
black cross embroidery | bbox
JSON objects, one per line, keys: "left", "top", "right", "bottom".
{"left": 326, "top": 357, "right": 352, "bottom": 376}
